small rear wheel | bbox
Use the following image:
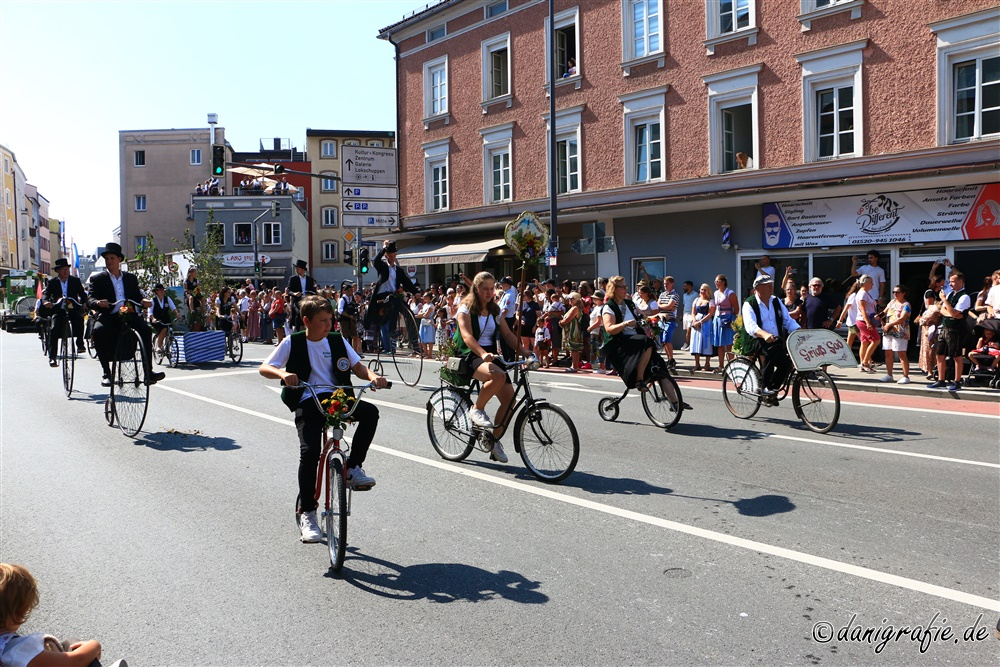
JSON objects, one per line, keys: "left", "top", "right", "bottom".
{"left": 722, "top": 357, "right": 762, "bottom": 420}
{"left": 792, "top": 370, "right": 840, "bottom": 433}
{"left": 426, "top": 388, "right": 475, "bottom": 461}
{"left": 326, "top": 454, "right": 348, "bottom": 572}
{"left": 598, "top": 397, "right": 619, "bottom": 422}
{"left": 367, "top": 358, "right": 384, "bottom": 375}
{"left": 641, "top": 373, "right": 683, "bottom": 430}
{"left": 515, "top": 403, "right": 579, "bottom": 483}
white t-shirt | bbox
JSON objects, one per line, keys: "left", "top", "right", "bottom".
{"left": 985, "top": 284, "right": 1000, "bottom": 314}
{"left": 0, "top": 632, "right": 45, "bottom": 667}
{"left": 857, "top": 264, "right": 886, "bottom": 301}
{"left": 843, "top": 292, "right": 859, "bottom": 326}
{"left": 758, "top": 265, "right": 776, "bottom": 281}
{"left": 858, "top": 290, "right": 877, "bottom": 317}
{"left": 264, "top": 335, "right": 361, "bottom": 404}
{"left": 457, "top": 304, "right": 497, "bottom": 347}
{"left": 600, "top": 301, "right": 638, "bottom": 336}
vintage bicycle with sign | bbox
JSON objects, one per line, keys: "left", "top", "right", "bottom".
{"left": 722, "top": 329, "right": 851, "bottom": 433}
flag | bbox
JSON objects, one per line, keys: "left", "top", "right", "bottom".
{"left": 35, "top": 276, "right": 43, "bottom": 301}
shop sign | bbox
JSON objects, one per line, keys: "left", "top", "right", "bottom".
{"left": 222, "top": 253, "right": 270, "bottom": 267}
{"left": 762, "top": 183, "right": 999, "bottom": 249}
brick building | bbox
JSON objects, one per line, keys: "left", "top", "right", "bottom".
{"left": 379, "top": 0, "right": 998, "bottom": 313}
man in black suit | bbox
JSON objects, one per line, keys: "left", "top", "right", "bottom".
{"left": 87, "top": 242, "right": 165, "bottom": 387}
{"left": 285, "top": 259, "right": 317, "bottom": 332}
{"left": 42, "top": 257, "right": 87, "bottom": 367}
{"left": 366, "top": 240, "right": 419, "bottom": 354}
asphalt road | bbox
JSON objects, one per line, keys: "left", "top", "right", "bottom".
{"left": 2, "top": 331, "right": 998, "bottom": 666}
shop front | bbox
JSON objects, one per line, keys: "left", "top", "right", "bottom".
{"left": 395, "top": 236, "right": 530, "bottom": 288}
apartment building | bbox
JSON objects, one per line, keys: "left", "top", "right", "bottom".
{"left": 379, "top": 0, "right": 999, "bottom": 303}
{"left": 119, "top": 126, "right": 227, "bottom": 256}
{"left": 1, "top": 145, "right": 15, "bottom": 271}
{"left": 305, "top": 129, "right": 397, "bottom": 285}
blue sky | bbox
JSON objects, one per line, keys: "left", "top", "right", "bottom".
{"left": 0, "top": 0, "right": 423, "bottom": 254}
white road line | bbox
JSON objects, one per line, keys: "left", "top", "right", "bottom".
{"left": 160, "top": 369, "right": 261, "bottom": 382}
{"left": 163, "top": 384, "right": 999, "bottom": 611}
{"left": 767, "top": 434, "right": 1000, "bottom": 469}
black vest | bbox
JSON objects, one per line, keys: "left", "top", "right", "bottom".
{"left": 749, "top": 296, "right": 784, "bottom": 339}
{"left": 151, "top": 296, "right": 172, "bottom": 322}
{"left": 942, "top": 288, "right": 967, "bottom": 330}
{"left": 602, "top": 299, "right": 638, "bottom": 344}
{"left": 280, "top": 332, "right": 354, "bottom": 411}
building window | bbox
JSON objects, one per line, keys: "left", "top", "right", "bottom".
{"left": 134, "top": 195, "right": 147, "bottom": 211}
{"left": 704, "top": 64, "right": 760, "bottom": 174}
{"left": 367, "top": 140, "right": 384, "bottom": 147}
{"left": 486, "top": 0, "right": 507, "bottom": 18}
{"left": 207, "top": 223, "right": 224, "bottom": 245}
{"left": 480, "top": 123, "right": 513, "bottom": 204}
{"left": 423, "top": 138, "right": 450, "bottom": 213}
{"left": 796, "top": 40, "right": 866, "bottom": 163}
{"left": 704, "top": 0, "right": 757, "bottom": 54}
{"left": 482, "top": 33, "right": 511, "bottom": 101}
{"left": 133, "top": 150, "right": 145, "bottom": 167}
{"left": 490, "top": 149, "right": 511, "bottom": 203}
{"left": 424, "top": 56, "right": 449, "bottom": 121}
{"left": 545, "top": 7, "right": 581, "bottom": 82}
{"left": 545, "top": 105, "right": 583, "bottom": 195}
{"left": 322, "top": 207, "right": 339, "bottom": 227}
{"left": 344, "top": 140, "right": 360, "bottom": 146}
{"left": 620, "top": 87, "right": 667, "bottom": 184}
{"left": 954, "top": 56, "right": 1000, "bottom": 141}
{"left": 720, "top": 0, "right": 751, "bottom": 34}
{"left": 427, "top": 24, "right": 446, "bottom": 42}
{"left": 135, "top": 236, "right": 148, "bottom": 253}
{"left": 234, "top": 223, "right": 252, "bottom": 246}
{"left": 321, "top": 172, "right": 338, "bottom": 192}
{"left": 798, "top": 0, "right": 863, "bottom": 31}
{"left": 322, "top": 240, "right": 339, "bottom": 262}
{"left": 3, "top": 157, "right": 9, "bottom": 174}
{"left": 190, "top": 149, "right": 202, "bottom": 165}
{"left": 5, "top": 188, "right": 10, "bottom": 209}
{"left": 627, "top": 0, "right": 662, "bottom": 60}
{"left": 321, "top": 140, "right": 337, "bottom": 158}
{"left": 263, "top": 221, "right": 281, "bottom": 245}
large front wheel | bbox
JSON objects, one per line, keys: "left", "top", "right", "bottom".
{"left": 111, "top": 328, "right": 149, "bottom": 438}
{"left": 792, "top": 370, "right": 840, "bottom": 433}
{"left": 514, "top": 403, "right": 579, "bottom": 483}
{"left": 722, "top": 357, "right": 762, "bottom": 420}
{"left": 325, "top": 453, "right": 348, "bottom": 572}
{"left": 426, "top": 388, "right": 475, "bottom": 461}
{"left": 641, "top": 373, "right": 683, "bottom": 429}
{"left": 390, "top": 307, "right": 423, "bottom": 387}
{"left": 61, "top": 321, "right": 75, "bottom": 397}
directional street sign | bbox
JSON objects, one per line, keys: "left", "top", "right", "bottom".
{"left": 342, "top": 186, "right": 399, "bottom": 200}
{"left": 342, "top": 146, "right": 397, "bottom": 187}
{"left": 343, "top": 200, "right": 399, "bottom": 214}
{"left": 342, "top": 229, "right": 356, "bottom": 243}
{"left": 343, "top": 213, "right": 397, "bottom": 228}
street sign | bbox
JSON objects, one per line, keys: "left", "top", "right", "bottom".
{"left": 342, "top": 146, "right": 397, "bottom": 187}
{"left": 344, "top": 200, "right": 399, "bottom": 214}
{"left": 343, "top": 213, "right": 397, "bottom": 228}
{"left": 342, "top": 185, "right": 398, "bottom": 200}
{"left": 571, "top": 238, "right": 595, "bottom": 255}
{"left": 358, "top": 240, "right": 377, "bottom": 246}
{"left": 342, "top": 229, "right": 356, "bottom": 243}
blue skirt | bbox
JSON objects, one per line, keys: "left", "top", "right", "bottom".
{"left": 419, "top": 324, "right": 436, "bottom": 344}
{"left": 690, "top": 322, "right": 714, "bottom": 355}
{"left": 711, "top": 314, "right": 735, "bottom": 347}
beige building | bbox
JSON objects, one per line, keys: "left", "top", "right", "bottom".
{"left": 119, "top": 126, "right": 227, "bottom": 256}
{"left": 1, "top": 145, "right": 15, "bottom": 271}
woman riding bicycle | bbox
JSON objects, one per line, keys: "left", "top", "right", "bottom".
{"left": 215, "top": 287, "right": 237, "bottom": 334}
{"left": 599, "top": 275, "right": 668, "bottom": 391}
{"left": 456, "top": 271, "right": 533, "bottom": 464}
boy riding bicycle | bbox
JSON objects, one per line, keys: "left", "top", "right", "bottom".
{"left": 259, "top": 295, "right": 389, "bottom": 543}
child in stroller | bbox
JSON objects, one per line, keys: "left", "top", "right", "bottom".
{"left": 966, "top": 318, "right": 1000, "bottom": 388}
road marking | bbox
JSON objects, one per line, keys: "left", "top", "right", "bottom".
{"left": 767, "top": 434, "right": 1000, "bottom": 469}
{"left": 164, "top": 384, "right": 998, "bottom": 611}
{"left": 160, "top": 369, "right": 261, "bottom": 382}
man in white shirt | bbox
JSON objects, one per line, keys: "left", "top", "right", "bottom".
{"left": 985, "top": 270, "right": 1000, "bottom": 318}
{"left": 741, "top": 274, "right": 801, "bottom": 401}
{"left": 755, "top": 255, "right": 776, "bottom": 282}
{"left": 497, "top": 276, "right": 519, "bottom": 360}
{"left": 851, "top": 250, "right": 886, "bottom": 304}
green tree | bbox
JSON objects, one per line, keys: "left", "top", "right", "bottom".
{"left": 129, "top": 234, "right": 177, "bottom": 293}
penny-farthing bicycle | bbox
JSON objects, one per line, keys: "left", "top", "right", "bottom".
{"left": 103, "top": 299, "right": 152, "bottom": 438}
{"left": 366, "top": 292, "right": 423, "bottom": 387}
{"left": 52, "top": 297, "right": 85, "bottom": 397}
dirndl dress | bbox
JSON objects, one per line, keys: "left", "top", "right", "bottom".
{"left": 690, "top": 303, "right": 714, "bottom": 355}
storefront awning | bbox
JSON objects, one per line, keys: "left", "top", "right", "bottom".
{"left": 395, "top": 238, "right": 505, "bottom": 266}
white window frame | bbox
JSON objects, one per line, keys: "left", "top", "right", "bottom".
{"left": 704, "top": 0, "right": 758, "bottom": 55}
{"left": 344, "top": 140, "right": 360, "bottom": 146}
{"left": 190, "top": 149, "right": 202, "bottom": 165}
{"left": 622, "top": 0, "right": 664, "bottom": 66}
{"left": 262, "top": 221, "right": 281, "bottom": 246}
{"left": 134, "top": 194, "right": 147, "bottom": 211}
{"left": 796, "top": 40, "right": 866, "bottom": 163}
{"left": 486, "top": 0, "right": 508, "bottom": 18}
{"left": 423, "top": 55, "right": 450, "bottom": 127}
{"left": 135, "top": 236, "right": 148, "bottom": 253}
{"left": 423, "top": 138, "right": 450, "bottom": 213}
{"left": 544, "top": 7, "right": 581, "bottom": 85}
{"left": 620, "top": 87, "right": 667, "bottom": 185}
{"left": 133, "top": 150, "right": 145, "bottom": 168}
{"left": 320, "top": 171, "right": 338, "bottom": 193}
{"left": 5, "top": 188, "right": 10, "bottom": 209}
{"left": 322, "top": 207, "right": 339, "bottom": 227}
{"left": 931, "top": 8, "right": 1000, "bottom": 146}
{"left": 798, "top": 0, "right": 863, "bottom": 31}
{"left": 322, "top": 240, "right": 339, "bottom": 263}
{"left": 704, "top": 64, "right": 761, "bottom": 174}
{"left": 544, "top": 106, "right": 584, "bottom": 195}
{"left": 367, "top": 140, "right": 384, "bottom": 147}
{"left": 233, "top": 223, "right": 252, "bottom": 246}
{"left": 480, "top": 123, "right": 514, "bottom": 204}
{"left": 3, "top": 157, "right": 9, "bottom": 174}
{"left": 481, "top": 32, "right": 512, "bottom": 108}
{"left": 321, "top": 140, "right": 337, "bottom": 158}
{"left": 427, "top": 24, "right": 446, "bottom": 42}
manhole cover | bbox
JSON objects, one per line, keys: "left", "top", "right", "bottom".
{"left": 663, "top": 568, "right": 692, "bottom": 579}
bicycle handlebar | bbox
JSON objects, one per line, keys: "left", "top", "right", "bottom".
{"left": 297, "top": 381, "right": 392, "bottom": 419}
{"left": 52, "top": 297, "right": 84, "bottom": 309}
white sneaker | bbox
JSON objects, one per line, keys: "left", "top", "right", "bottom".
{"left": 469, "top": 407, "right": 494, "bottom": 428}
{"left": 879, "top": 374, "right": 894, "bottom": 383}
{"left": 681, "top": 344, "right": 690, "bottom": 351}
{"left": 897, "top": 376, "right": 911, "bottom": 385}
{"left": 347, "top": 466, "right": 376, "bottom": 490}
{"left": 299, "top": 511, "right": 322, "bottom": 543}
{"left": 490, "top": 440, "right": 508, "bottom": 463}
{"left": 594, "top": 368, "right": 607, "bottom": 374}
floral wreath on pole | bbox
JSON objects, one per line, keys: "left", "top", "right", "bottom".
{"left": 504, "top": 211, "right": 549, "bottom": 265}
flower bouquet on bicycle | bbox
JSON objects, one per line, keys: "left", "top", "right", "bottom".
{"left": 321, "top": 389, "right": 356, "bottom": 437}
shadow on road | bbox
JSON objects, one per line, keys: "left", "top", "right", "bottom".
{"left": 70, "top": 392, "right": 108, "bottom": 404}
{"left": 132, "top": 430, "right": 240, "bottom": 453}
{"left": 761, "top": 417, "right": 921, "bottom": 442}
{"left": 334, "top": 550, "right": 549, "bottom": 604}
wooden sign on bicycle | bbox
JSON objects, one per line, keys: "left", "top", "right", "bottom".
{"left": 786, "top": 329, "right": 856, "bottom": 371}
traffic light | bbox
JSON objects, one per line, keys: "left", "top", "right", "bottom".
{"left": 273, "top": 164, "right": 285, "bottom": 174}
{"left": 254, "top": 261, "right": 262, "bottom": 274}
{"left": 358, "top": 247, "right": 370, "bottom": 274}
{"left": 212, "top": 145, "right": 226, "bottom": 176}
{"left": 344, "top": 247, "right": 354, "bottom": 265}
{"left": 270, "top": 200, "right": 280, "bottom": 218}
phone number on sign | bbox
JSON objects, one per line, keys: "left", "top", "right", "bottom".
{"left": 849, "top": 236, "right": 910, "bottom": 245}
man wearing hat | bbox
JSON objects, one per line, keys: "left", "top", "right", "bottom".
{"left": 148, "top": 283, "right": 180, "bottom": 355}
{"left": 741, "top": 273, "right": 800, "bottom": 403}
{"left": 337, "top": 280, "right": 362, "bottom": 353}
{"left": 367, "top": 239, "right": 418, "bottom": 354}
{"left": 42, "top": 257, "right": 88, "bottom": 367}
{"left": 498, "top": 275, "right": 519, "bottom": 360}
{"left": 88, "top": 242, "right": 164, "bottom": 386}
{"left": 285, "top": 259, "right": 317, "bottom": 332}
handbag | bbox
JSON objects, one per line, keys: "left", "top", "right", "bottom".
{"left": 441, "top": 356, "right": 471, "bottom": 386}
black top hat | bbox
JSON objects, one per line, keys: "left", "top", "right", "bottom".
{"left": 100, "top": 242, "right": 125, "bottom": 259}
{"left": 385, "top": 241, "right": 398, "bottom": 253}
{"left": 341, "top": 280, "right": 355, "bottom": 290}
{"left": 153, "top": 283, "right": 165, "bottom": 290}
{"left": 294, "top": 259, "right": 308, "bottom": 270}
{"left": 499, "top": 275, "right": 514, "bottom": 285}
{"left": 53, "top": 257, "right": 71, "bottom": 269}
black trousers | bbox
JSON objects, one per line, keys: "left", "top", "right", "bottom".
{"left": 92, "top": 314, "right": 154, "bottom": 378}
{"left": 760, "top": 339, "right": 792, "bottom": 391}
{"left": 500, "top": 317, "right": 518, "bottom": 361}
{"left": 295, "top": 397, "right": 379, "bottom": 513}
{"left": 48, "top": 309, "right": 84, "bottom": 360}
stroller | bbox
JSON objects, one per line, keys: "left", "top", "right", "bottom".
{"left": 965, "top": 318, "right": 1000, "bottom": 389}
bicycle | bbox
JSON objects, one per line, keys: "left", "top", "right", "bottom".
{"left": 224, "top": 319, "right": 243, "bottom": 363}
{"left": 426, "top": 356, "right": 580, "bottom": 483}
{"left": 153, "top": 321, "right": 183, "bottom": 368}
{"left": 50, "top": 297, "right": 84, "bottom": 397}
{"left": 293, "top": 380, "right": 390, "bottom": 572}
{"left": 597, "top": 364, "right": 686, "bottom": 430}
{"left": 367, "top": 292, "right": 423, "bottom": 387}
{"left": 103, "top": 299, "right": 152, "bottom": 438}
{"left": 722, "top": 343, "right": 842, "bottom": 434}
{"left": 84, "top": 313, "right": 99, "bottom": 359}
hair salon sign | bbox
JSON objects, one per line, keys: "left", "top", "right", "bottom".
{"left": 762, "top": 183, "right": 999, "bottom": 249}
{"left": 222, "top": 253, "right": 270, "bottom": 268}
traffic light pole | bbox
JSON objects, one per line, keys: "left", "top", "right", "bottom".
{"left": 250, "top": 208, "right": 270, "bottom": 290}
